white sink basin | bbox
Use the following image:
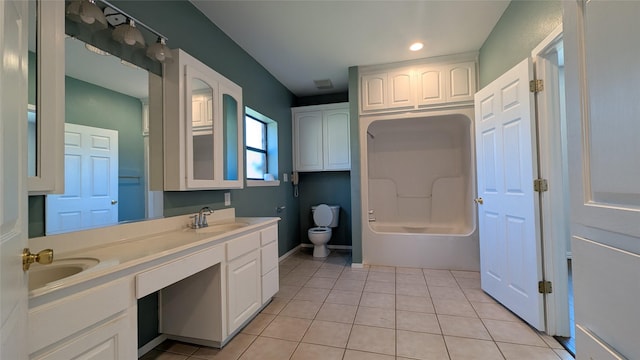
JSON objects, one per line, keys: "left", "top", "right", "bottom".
{"left": 29, "top": 258, "right": 100, "bottom": 291}
{"left": 194, "top": 222, "right": 250, "bottom": 234}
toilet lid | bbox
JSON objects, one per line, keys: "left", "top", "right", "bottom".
{"left": 313, "top": 204, "right": 333, "bottom": 227}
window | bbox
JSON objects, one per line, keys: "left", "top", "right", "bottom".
{"left": 245, "top": 115, "right": 267, "bottom": 179}
{"left": 245, "top": 107, "right": 278, "bottom": 186}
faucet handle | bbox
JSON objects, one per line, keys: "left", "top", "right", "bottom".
{"left": 190, "top": 214, "right": 200, "bottom": 229}
{"left": 201, "top": 213, "right": 209, "bottom": 227}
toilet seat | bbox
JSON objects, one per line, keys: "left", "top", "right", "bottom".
{"left": 313, "top": 204, "right": 333, "bottom": 227}
{"left": 309, "top": 227, "right": 331, "bottom": 233}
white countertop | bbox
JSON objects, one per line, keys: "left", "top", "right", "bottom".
{"left": 28, "top": 209, "right": 279, "bottom": 303}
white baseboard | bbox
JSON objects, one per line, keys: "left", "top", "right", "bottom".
{"left": 300, "top": 243, "right": 353, "bottom": 250}
{"left": 351, "top": 263, "right": 364, "bottom": 269}
{"left": 279, "top": 245, "right": 301, "bottom": 262}
{"left": 138, "top": 334, "right": 167, "bottom": 358}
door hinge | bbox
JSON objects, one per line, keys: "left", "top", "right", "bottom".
{"left": 534, "top": 178, "right": 548, "bottom": 192}
{"left": 538, "top": 280, "right": 553, "bottom": 294}
{"left": 530, "top": 79, "right": 544, "bottom": 93}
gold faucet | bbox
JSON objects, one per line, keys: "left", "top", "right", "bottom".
{"left": 22, "top": 248, "right": 54, "bottom": 271}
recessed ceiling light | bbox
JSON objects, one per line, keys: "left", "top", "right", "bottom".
{"left": 409, "top": 42, "right": 424, "bottom": 51}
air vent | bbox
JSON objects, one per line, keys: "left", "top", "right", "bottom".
{"left": 314, "top": 79, "right": 333, "bottom": 90}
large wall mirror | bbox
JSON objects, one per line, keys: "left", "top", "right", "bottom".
{"left": 29, "top": 0, "right": 165, "bottom": 236}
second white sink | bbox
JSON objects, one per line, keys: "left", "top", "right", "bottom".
{"left": 29, "top": 257, "right": 100, "bottom": 291}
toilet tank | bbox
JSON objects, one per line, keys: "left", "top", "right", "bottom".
{"left": 312, "top": 205, "right": 340, "bottom": 227}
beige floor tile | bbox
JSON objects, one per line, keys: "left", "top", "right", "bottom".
{"left": 369, "top": 265, "right": 396, "bottom": 273}
{"left": 314, "top": 268, "right": 343, "bottom": 279}
{"left": 429, "top": 285, "right": 467, "bottom": 301}
{"left": 343, "top": 349, "right": 395, "bottom": 360}
{"left": 293, "top": 286, "right": 330, "bottom": 302}
{"left": 438, "top": 314, "right": 492, "bottom": 340}
{"left": 280, "top": 274, "right": 311, "bottom": 287}
{"left": 462, "top": 288, "right": 497, "bottom": 303}
{"left": 359, "top": 292, "right": 395, "bottom": 308}
{"left": 339, "top": 270, "right": 369, "bottom": 281}
{"left": 279, "top": 299, "right": 323, "bottom": 319}
{"left": 396, "top": 294, "right": 435, "bottom": 313}
{"left": 444, "top": 336, "right": 504, "bottom": 360}
{"left": 346, "top": 325, "right": 395, "bottom": 356}
{"left": 301, "top": 320, "right": 353, "bottom": 348}
{"left": 155, "top": 340, "right": 198, "bottom": 355}
{"left": 260, "top": 315, "right": 312, "bottom": 342}
{"left": 426, "top": 275, "right": 459, "bottom": 287}
{"left": 433, "top": 298, "right": 478, "bottom": 318}
{"left": 423, "top": 269, "right": 453, "bottom": 278}
{"left": 274, "top": 284, "right": 301, "bottom": 299}
{"left": 315, "top": 302, "right": 358, "bottom": 323}
{"left": 325, "top": 289, "right": 362, "bottom": 305}
{"left": 238, "top": 336, "right": 298, "bottom": 360}
{"left": 472, "top": 302, "right": 520, "bottom": 322}
{"left": 364, "top": 280, "right": 395, "bottom": 294}
{"left": 497, "top": 342, "right": 563, "bottom": 360}
{"left": 396, "top": 267, "right": 424, "bottom": 275}
{"left": 451, "top": 270, "right": 481, "bottom": 279}
{"left": 333, "top": 278, "right": 366, "bottom": 292}
{"left": 456, "top": 277, "right": 481, "bottom": 289}
{"left": 241, "top": 313, "right": 276, "bottom": 335}
{"left": 294, "top": 267, "right": 320, "bottom": 277}
{"left": 355, "top": 306, "right": 395, "bottom": 328}
{"left": 190, "top": 334, "right": 256, "bottom": 360}
{"left": 367, "top": 271, "right": 396, "bottom": 283}
{"left": 396, "top": 282, "right": 430, "bottom": 297}
{"left": 541, "top": 334, "right": 565, "bottom": 349}
{"left": 396, "top": 273, "right": 427, "bottom": 284}
{"left": 260, "top": 297, "right": 289, "bottom": 315}
{"left": 396, "top": 310, "right": 441, "bottom": 334}
{"left": 483, "top": 319, "right": 547, "bottom": 347}
{"left": 290, "top": 343, "right": 345, "bottom": 360}
{"left": 397, "top": 330, "right": 448, "bottom": 360}
{"left": 142, "top": 350, "right": 188, "bottom": 360}
{"left": 554, "top": 349, "right": 574, "bottom": 360}
{"left": 304, "top": 276, "right": 337, "bottom": 289}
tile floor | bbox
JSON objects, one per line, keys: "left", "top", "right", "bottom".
{"left": 141, "top": 248, "right": 574, "bottom": 360}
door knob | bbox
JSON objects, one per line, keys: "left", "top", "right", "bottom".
{"left": 23, "top": 248, "right": 54, "bottom": 271}
{"left": 111, "top": 200, "right": 118, "bottom": 205}
{"left": 474, "top": 197, "right": 484, "bottom": 205}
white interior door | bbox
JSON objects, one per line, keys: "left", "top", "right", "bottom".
{"left": 474, "top": 58, "right": 545, "bottom": 331}
{"left": 46, "top": 123, "right": 118, "bottom": 235}
{"left": 0, "top": 0, "right": 28, "bottom": 358}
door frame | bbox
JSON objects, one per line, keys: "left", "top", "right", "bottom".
{"left": 531, "top": 25, "right": 572, "bottom": 337}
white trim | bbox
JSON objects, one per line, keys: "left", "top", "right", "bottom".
{"left": 138, "top": 334, "right": 167, "bottom": 358}
{"left": 246, "top": 180, "right": 280, "bottom": 187}
{"left": 566, "top": 251, "right": 572, "bottom": 259}
{"left": 351, "top": 263, "right": 365, "bottom": 269}
{"left": 279, "top": 245, "right": 301, "bottom": 262}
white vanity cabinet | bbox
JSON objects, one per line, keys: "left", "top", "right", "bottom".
{"left": 163, "top": 49, "right": 244, "bottom": 190}
{"left": 292, "top": 103, "right": 351, "bottom": 172}
{"left": 226, "top": 232, "right": 262, "bottom": 335}
{"left": 359, "top": 56, "right": 477, "bottom": 113}
{"left": 28, "top": 278, "right": 136, "bottom": 359}
{"left": 260, "top": 225, "right": 279, "bottom": 304}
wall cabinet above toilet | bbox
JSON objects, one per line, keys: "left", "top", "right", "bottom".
{"left": 292, "top": 103, "right": 350, "bottom": 172}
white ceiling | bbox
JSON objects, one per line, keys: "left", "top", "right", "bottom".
{"left": 191, "top": 0, "right": 510, "bottom": 97}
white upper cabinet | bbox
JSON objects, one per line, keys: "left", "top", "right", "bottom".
{"left": 163, "top": 49, "right": 243, "bottom": 190}
{"left": 293, "top": 103, "right": 350, "bottom": 172}
{"left": 360, "top": 55, "right": 477, "bottom": 113}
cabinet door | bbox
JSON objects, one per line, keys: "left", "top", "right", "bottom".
{"left": 294, "top": 111, "right": 324, "bottom": 171}
{"left": 32, "top": 312, "right": 135, "bottom": 360}
{"left": 416, "top": 66, "right": 446, "bottom": 106}
{"left": 323, "top": 109, "right": 351, "bottom": 170}
{"left": 227, "top": 251, "right": 261, "bottom": 334}
{"left": 388, "top": 70, "right": 414, "bottom": 109}
{"left": 446, "top": 62, "right": 476, "bottom": 103}
{"left": 360, "top": 73, "right": 387, "bottom": 112}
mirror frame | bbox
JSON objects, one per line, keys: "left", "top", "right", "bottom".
{"left": 28, "top": 0, "right": 64, "bottom": 194}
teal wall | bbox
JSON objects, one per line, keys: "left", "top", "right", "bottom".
{"left": 65, "top": 77, "right": 146, "bottom": 223}
{"left": 478, "top": 0, "right": 562, "bottom": 88}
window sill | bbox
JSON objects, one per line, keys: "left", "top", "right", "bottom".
{"left": 246, "top": 180, "right": 281, "bottom": 187}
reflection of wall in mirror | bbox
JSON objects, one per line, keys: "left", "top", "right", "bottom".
{"left": 65, "top": 76, "right": 146, "bottom": 223}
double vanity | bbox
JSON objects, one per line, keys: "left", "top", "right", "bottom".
{"left": 27, "top": 209, "right": 279, "bottom": 359}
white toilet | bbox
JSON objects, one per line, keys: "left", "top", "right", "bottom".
{"left": 308, "top": 204, "right": 340, "bottom": 258}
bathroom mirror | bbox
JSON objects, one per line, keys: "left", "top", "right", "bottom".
{"left": 29, "top": 0, "right": 165, "bottom": 235}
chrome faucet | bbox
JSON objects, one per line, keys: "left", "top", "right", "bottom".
{"left": 191, "top": 207, "right": 213, "bottom": 229}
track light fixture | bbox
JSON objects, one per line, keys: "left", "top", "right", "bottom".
{"left": 112, "top": 19, "right": 146, "bottom": 48}
{"left": 146, "top": 37, "right": 174, "bottom": 64}
{"left": 66, "top": 0, "right": 108, "bottom": 31}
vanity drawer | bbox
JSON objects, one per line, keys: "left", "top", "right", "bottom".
{"left": 227, "top": 232, "right": 260, "bottom": 261}
{"left": 136, "top": 244, "right": 225, "bottom": 299}
{"left": 261, "top": 241, "right": 278, "bottom": 274}
{"left": 260, "top": 225, "right": 278, "bottom": 246}
{"left": 29, "top": 278, "right": 132, "bottom": 354}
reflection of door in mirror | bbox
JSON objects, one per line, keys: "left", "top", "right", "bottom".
{"left": 191, "top": 78, "right": 215, "bottom": 181}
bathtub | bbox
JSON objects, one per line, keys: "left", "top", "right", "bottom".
{"left": 360, "top": 108, "right": 479, "bottom": 270}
